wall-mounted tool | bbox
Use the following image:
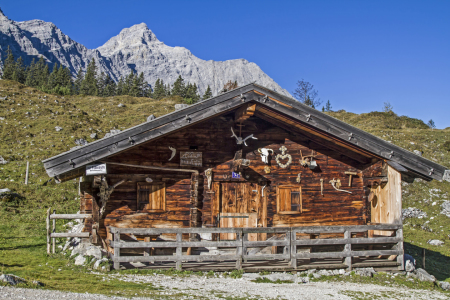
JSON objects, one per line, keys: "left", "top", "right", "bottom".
{"left": 345, "top": 171, "right": 358, "bottom": 187}
{"left": 168, "top": 146, "right": 176, "bottom": 161}
{"left": 276, "top": 145, "right": 292, "bottom": 168}
{"left": 205, "top": 168, "right": 213, "bottom": 190}
{"left": 296, "top": 173, "right": 302, "bottom": 184}
{"left": 230, "top": 127, "right": 257, "bottom": 146}
{"left": 329, "top": 178, "right": 352, "bottom": 194}
{"left": 320, "top": 179, "right": 324, "bottom": 195}
{"left": 299, "top": 150, "right": 319, "bottom": 170}
{"left": 258, "top": 148, "right": 274, "bottom": 164}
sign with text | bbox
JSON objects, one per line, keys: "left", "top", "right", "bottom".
{"left": 86, "top": 163, "right": 107, "bottom": 175}
{"left": 180, "top": 152, "right": 202, "bottom": 167}
{"left": 232, "top": 172, "right": 241, "bottom": 179}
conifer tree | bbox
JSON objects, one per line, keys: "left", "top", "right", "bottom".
{"left": 35, "top": 56, "right": 48, "bottom": 88}
{"left": 104, "top": 75, "right": 117, "bottom": 96}
{"left": 12, "top": 56, "right": 26, "bottom": 84}
{"left": 25, "top": 58, "right": 36, "bottom": 87}
{"left": 80, "top": 58, "right": 98, "bottom": 95}
{"left": 47, "top": 63, "right": 59, "bottom": 89}
{"left": 324, "top": 100, "right": 332, "bottom": 112}
{"left": 2, "top": 46, "right": 15, "bottom": 80}
{"left": 73, "top": 67, "right": 83, "bottom": 94}
{"left": 116, "top": 76, "right": 125, "bottom": 96}
{"left": 171, "top": 75, "right": 185, "bottom": 97}
{"left": 202, "top": 85, "right": 212, "bottom": 100}
{"left": 153, "top": 78, "right": 166, "bottom": 99}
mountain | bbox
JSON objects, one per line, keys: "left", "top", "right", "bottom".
{"left": 0, "top": 8, "right": 291, "bottom": 96}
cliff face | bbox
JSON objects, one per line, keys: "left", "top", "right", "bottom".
{"left": 0, "top": 9, "right": 290, "bottom": 96}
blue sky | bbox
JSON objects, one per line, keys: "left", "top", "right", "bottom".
{"left": 2, "top": 0, "right": 450, "bottom": 128}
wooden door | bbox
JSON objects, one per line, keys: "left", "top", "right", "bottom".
{"left": 217, "top": 182, "right": 266, "bottom": 241}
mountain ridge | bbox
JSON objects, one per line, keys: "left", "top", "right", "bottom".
{"left": 0, "top": 8, "right": 291, "bottom": 97}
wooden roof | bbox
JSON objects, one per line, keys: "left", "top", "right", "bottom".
{"left": 43, "top": 83, "right": 450, "bottom": 182}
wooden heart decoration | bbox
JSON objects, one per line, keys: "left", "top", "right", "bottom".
{"left": 275, "top": 146, "right": 292, "bottom": 168}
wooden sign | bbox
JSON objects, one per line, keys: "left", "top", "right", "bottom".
{"left": 86, "top": 163, "right": 107, "bottom": 175}
{"left": 180, "top": 152, "right": 202, "bottom": 167}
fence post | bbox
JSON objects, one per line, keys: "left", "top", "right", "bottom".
{"left": 290, "top": 228, "right": 297, "bottom": 269}
{"left": 396, "top": 227, "right": 404, "bottom": 270}
{"left": 46, "top": 208, "right": 51, "bottom": 254}
{"left": 235, "top": 229, "right": 243, "bottom": 270}
{"left": 242, "top": 230, "right": 248, "bottom": 263}
{"left": 52, "top": 210, "right": 56, "bottom": 254}
{"left": 176, "top": 232, "right": 182, "bottom": 271}
{"left": 113, "top": 228, "right": 120, "bottom": 270}
{"left": 25, "top": 161, "right": 29, "bottom": 185}
{"left": 344, "top": 230, "right": 352, "bottom": 271}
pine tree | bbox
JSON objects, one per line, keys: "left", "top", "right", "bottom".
{"left": 12, "top": 56, "right": 26, "bottom": 84}
{"left": 104, "top": 75, "right": 117, "bottom": 96}
{"left": 202, "top": 85, "right": 212, "bottom": 100}
{"left": 116, "top": 76, "right": 125, "bottom": 96}
{"left": 324, "top": 100, "right": 332, "bottom": 112}
{"left": 171, "top": 75, "right": 185, "bottom": 97}
{"left": 2, "top": 46, "right": 15, "bottom": 80}
{"left": 47, "top": 63, "right": 59, "bottom": 89}
{"left": 153, "top": 78, "right": 166, "bottom": 99}
{"left": 35, "top": 56, "right": 49, "bottom": 88}
{"left": 25, "top": 58, "right": 36, "bottom": 87}
{"left": 80, "top": 58, "right": 98, "bottom": 95}
{"left": 97, "top": 72, "right": 107, "bottom": 96}
{"left": 73, "top": 67, "right": 83, "bottom": 94}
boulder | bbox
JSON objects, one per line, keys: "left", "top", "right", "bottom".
{"left": 405, "top": 260, "right": 415, "bottom": 272}
{"left": 75, "top": 139, "right": 88, "bottom": 146}
{"left": 32, "top": 280, "right": 45, "bottom": 287}
{"left": 0, "top": 274, "right": 26, "bottom": 285}
{"left": 118, "top": 103, "right": 125, "bottom": 107}
{"left": 415, "top": 268, "right": 436, "bottom": 282}
{"left": 93, "top": 258, "right": 109, "bottom": 270}
{"left": 0, "top": 156, "right": 8, "bottom": 164}
{"left": 427, "top": 239, "right": 444, "bottom": 246}
{"left": 74, "top": 254, "right": 86, "bottom": 265}
{"left": 175, "top": 104, "right": 189, "bottom": 110}
{"left": 55, "top": 126, "right": 63, "bottom": 132}
{"left": 413, "top": 150, "right": 422, "bottom": 156}
{"left": 441, "top": 201, "right": 450, "bottom": 218}
{"left": 439, "top": 281, "right": 450, "bottom": 291}
{"left": 355, "top": 268, "right": 375, "bottom": 277}
{"left": 90, "top": 133, "right": 98, "bottom": 139}
{"left": 0, "top": 188, "right": 11, "bottom": 195}
{"left": 147, "top": 114, "right": 156, "bottom": 122}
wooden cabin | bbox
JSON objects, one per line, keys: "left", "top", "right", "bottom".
{"left": 43, "top": 83, "right": 450, "bottom": 271}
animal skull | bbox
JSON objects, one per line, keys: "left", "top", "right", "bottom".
{"left": 231, "top": 127, "right": 257, "bottom": 146}
{"left": 258, "top": 148, "right": 274, "bottom": 164}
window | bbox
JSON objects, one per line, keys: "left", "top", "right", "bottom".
{"left": 137, "top": 182, "right": 166, "bottom": 212}
{"left": 277, "top": 185, "right": 302, "bottom": 214}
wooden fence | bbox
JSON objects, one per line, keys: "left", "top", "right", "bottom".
{"left": 108, "top": 224, "right": 403, "bottom": 271}
{"left": 46, "top": 208, "right": 91, "bottom": 254}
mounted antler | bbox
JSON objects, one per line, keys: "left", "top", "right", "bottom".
{"left": 230, "top": 127, "right": 257, "bottom": 146}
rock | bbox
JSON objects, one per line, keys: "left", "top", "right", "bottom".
{"left": 0, "top": 274, "right": 26, "bottom": 285}
{"left": 338, "top": 269, "right": 346, "bottom": 275}
{"left": 441, "top": 201, "right": 450, "bottom": 218}
{"left": 306, "top": 269, "right": 316, "bottom": 275}
{"left": 439, "top": 281, "right": 450, "bottom": 291}
{"left": 317, "top": 270, "right": 333, "bottom": 276}
{"left": 74, "top": 255, "right": 86, "bottom": 265}
{"left": 427, "top": 239, "right": 444, "bottom": 246}
{"left": 0, "top": 156, "right": 8, "bottom": 164}
{"left": 85, "top": 245, "right": 103, "bottom": 260}
{"left": 147, "top": 114, "right": 156, "bottom": 122}
{"left": 90, "top": 133, "right": 98, "bottom": 139}
{"left": 312, "top": 273, "right": 322, "bottom": 279}
{"left": 0, "top": 188, "right": 11, "bottom": 195}
{"left": 93, "top": 258, "right": 109, "bottom": 270}
{"left": 402, "top": 207, "right": 427, "bottom": 220}
{"left": 415, "top": 268, "right": 436, "bottom": 282}
{"left": 264, "top": 273, "right": 295, "bottom": 282}
{"left": 118, "top": 103, "right": 125, "bottom": 107}
{"left": 74, "top": 138, "right": 88, "bottom": 146}
{"left": 405, "top": 260, "right": 415, "bottom": 272}
{"left": 32, "top": 280, "right": 45, "bottom": 286}
{"left": 298, "top": 277, "right": 310, "bottom": 283}
{"left": 175, "top": 104, "right": 189, "bottom": 110}
{"left": 413, "top": 150, "right": 422, "bottom": 156}
{"left": 355, "top": 268, "right": 375, "bottom": 277}
{"left": 104, "top": 129, "right": 121, "bottom": 138}
{"left": 55, "top": 126, "right": 63, "bottom": 132}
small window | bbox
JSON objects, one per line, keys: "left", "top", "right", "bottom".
{"left": 137, "top": 182, "right": 166, "bottom": 212}
{"left": 277, "top": 185, "right": 302, "bottom": 214}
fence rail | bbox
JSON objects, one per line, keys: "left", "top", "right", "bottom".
{"left": 108, "top": 224, "right": 403, "bottom": 271}
{"left": 46, "top": 208, "right": 92, "bottom": 254}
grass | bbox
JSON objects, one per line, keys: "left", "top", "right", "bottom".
{"left": 0, "top": 80, "right": 449, "bottom": 296}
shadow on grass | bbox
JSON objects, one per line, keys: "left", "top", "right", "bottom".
{"left": 404, "top": 242, "right": 450, "bottom": 281}
{"left": 0, "top": 242, "right": 46, "bottom": 251}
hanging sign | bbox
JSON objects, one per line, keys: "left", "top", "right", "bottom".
{"left": 86, "top": 163, "right": 107, "bottom": 175}
{"left": 232, "top": 172, "right": 241, "bottom": 179}
{"left": 180, "top": 151, "right": 202, "bottom": 167}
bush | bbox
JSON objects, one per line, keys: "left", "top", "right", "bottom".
{"left": 443, "top": 141, "right": 450, "bottom": 152}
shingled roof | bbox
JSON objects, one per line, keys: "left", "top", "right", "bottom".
{"left": 43, "top": 83, "right": 450, "bottom": 182}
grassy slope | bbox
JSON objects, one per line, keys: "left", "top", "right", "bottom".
{"left": 0, "top": 79, "right": 449, "bottom": 296}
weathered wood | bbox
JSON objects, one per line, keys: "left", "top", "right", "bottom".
{"left": 344, "top": 230, "right": 352, "bottom": 270}
{"left": 396, "top": 228, "right": 404, "bottom": 270}
{"left": 50, "top": 232, "right": 90, "bottom": 238}
{"left": 113, "top": 229, "right": 120, "bottom": 270}
{"left": 52, "top": 209, "right": 56, "bottom": 254}
{"left": 46, "top": 208, "right": 51, "bottom": 254}
{"left": 50, "top": 214, "right": 92, "bottom": 219}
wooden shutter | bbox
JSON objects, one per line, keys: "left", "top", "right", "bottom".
{"left": 277, "top": 185, "right": 302, "bottom": 214}
{"left": 137, "top": 182, "right": 166, "bottom": 212}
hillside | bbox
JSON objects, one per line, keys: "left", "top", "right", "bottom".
{"left": 0, "top": 79, "right": 449, "bottom": 294}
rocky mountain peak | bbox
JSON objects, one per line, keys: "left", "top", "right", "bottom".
{"left": 0, "top": 7, "right": 9, "bottom": 20}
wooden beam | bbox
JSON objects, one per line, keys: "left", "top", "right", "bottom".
{"left": 235, "top": 103, "right": 256, "bottom": 123}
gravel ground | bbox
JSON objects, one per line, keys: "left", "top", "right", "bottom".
{"left": 0, "top": 274, "right": 448, "bottom": 300}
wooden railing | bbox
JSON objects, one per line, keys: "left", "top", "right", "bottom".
{"left": 108, "top": 224, "right": 403, "bottom": 271}
{"left": 46, "top": 208, "right": 91, "bottom": 254}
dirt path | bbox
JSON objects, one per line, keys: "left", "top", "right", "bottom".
{"left": 1, "top": 274, "right": 448, "bottom": 300}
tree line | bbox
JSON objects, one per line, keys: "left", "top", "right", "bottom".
{"left": 1, "top": 47, "right": 213, "bottom": 103}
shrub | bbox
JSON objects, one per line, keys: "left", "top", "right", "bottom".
{"left": 443, "top": 141, "right": 450, "bottom": 152}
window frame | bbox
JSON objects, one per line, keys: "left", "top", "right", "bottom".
{"left": 276, "top": 185, "right": 302, "bottom": 214}
{"left": 137, "top": 182, "right": 166, "bottom": 212}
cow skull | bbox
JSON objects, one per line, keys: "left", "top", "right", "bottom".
{"left": 258, "top": 148, "right": 274, "bottom": 164}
